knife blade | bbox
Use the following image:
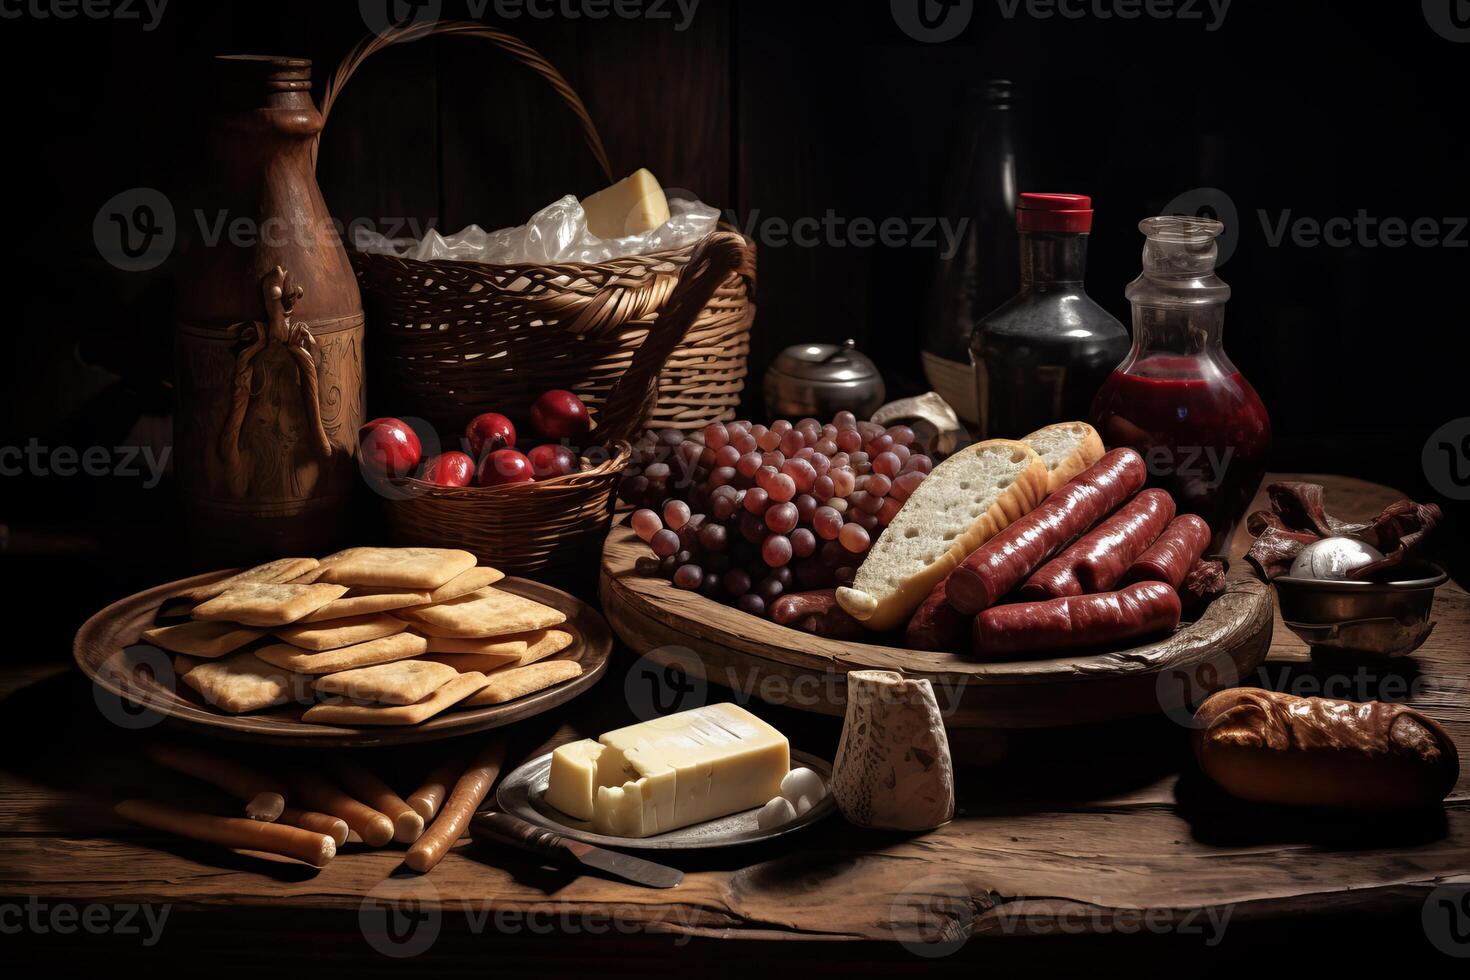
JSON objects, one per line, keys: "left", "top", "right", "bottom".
{"left": 470, "top": 810, "right": 684, "bottom": 889}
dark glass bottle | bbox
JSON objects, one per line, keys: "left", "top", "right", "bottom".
{"left": 920, "top": 81, "right": 1020, "bottom": 426}
{"left": 969, "top": 193, "right": 1129, "bottom": 439}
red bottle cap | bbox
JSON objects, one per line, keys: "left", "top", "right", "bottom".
{"left": 1017, "top": 193, "right": 1094, "bottom": 233}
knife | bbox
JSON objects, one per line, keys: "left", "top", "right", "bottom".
{"left": 470, "top": 811, "right": 684, "bottom": 889}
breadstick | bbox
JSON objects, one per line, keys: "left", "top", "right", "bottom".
{"left": 145, "top": 742, "right": 287, "bottom": 821}
{"left": 276, "top": 807, "right": 349, "bottom": 847}
{"left": 406, "top": 754, "right": 466, "bottom": 821}
{"left": 326, "top": 758, "right": 425, "bottom": 844}
{"left": 281, "top": 767, "right": 395, "bottom": 847}
{"left": 405, "top": 737, "right": 508, "bottom": 873}
{"left": 116, "top": 798, "right": 335, "bottom": 867}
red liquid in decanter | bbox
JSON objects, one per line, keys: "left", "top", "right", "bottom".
{"left": 1092, "top": 354, "right": 1270, "bottom": 556}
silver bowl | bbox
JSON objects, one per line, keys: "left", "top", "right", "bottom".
{"left": 1273, "top": 564, "right": 1448, "bottom": 659}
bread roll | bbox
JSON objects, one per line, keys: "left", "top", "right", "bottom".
{"left": 1192, "top": 688, "right": 1459, "bottom": 809}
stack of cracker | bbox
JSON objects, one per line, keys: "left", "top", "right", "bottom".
{"left": 142, "top": 548, "right": 584, "bottom": 726}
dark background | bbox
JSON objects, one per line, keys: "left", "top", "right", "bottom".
{"left": 2, "top": 0, "right": 1468, "bottom": 604}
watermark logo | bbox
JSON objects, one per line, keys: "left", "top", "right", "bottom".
{"left": 0, "top": 440, "right": 171, "bottom": 488}
{"left": 623, "top": 647, "right": 708, "bottom": 721}
{"left": 890, "top": 874, "right": 973, "bottom": 957}
{"left": 359, "top": 877, "right": 442, "bottom": 958}
{"left": 0, "top": 899, "right": 170, "bottom": 945}
{"left": 1140, "top": 444, "right": 1235, "bottom": 492}
{"left": 1422, "top": 885, "right": 1470, "bottom": 957}
{"left": 359, "top": 0, "right": 443, "bottom": 37}
{"left": 725, "top": 208, "right": 970, "bottom": 260}
{"left": 891, "top": 0, "right": 974, "bottom": 42}
{"left": 1155, "top": 650, "right": 1240, "bottom": 729}
{"left": 94, "top": 187, "right": 175, "bottom": 273}
{"left": 92, "top": 645, "right": 174, "bottom": 731}
{"left": 0, "top": 0, "right": 169, "bottom": 30}
{"left": 1162, "top": 186, "right": 1240, "bottom": 267}
{"left": 1423, "top": 0, "right": 1470, "bottom": 42}
{"left": 1423, "top": 417, "right": 1470, "bottom": 501}
{"left": 996, "top": 0, "right": 1231, "bottom": 31}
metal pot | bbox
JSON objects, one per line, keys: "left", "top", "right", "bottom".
{"left": 1273, "top": 564, "right": 1448, "bottom": 659}
{"left": 763, "top": 339, "right": 885, "bottom": 420}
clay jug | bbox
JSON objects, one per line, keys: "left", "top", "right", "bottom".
{"left": 174, "top": 55, "right": 364, "bottom": 564}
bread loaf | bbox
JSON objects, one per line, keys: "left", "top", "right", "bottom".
{"left": 836, "top": 439, "right": 1048, "bottom": 631}
{"left": 1021, "top": 421, "right": 1106, "bottom": 494}
{"left": 1192, "top": 688, "right": 1459, "bottom": 809}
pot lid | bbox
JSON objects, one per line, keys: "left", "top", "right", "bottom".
{"left": 769, "top": 339, "right": 879, "bottom": 385}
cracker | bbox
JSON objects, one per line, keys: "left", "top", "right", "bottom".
{"left": 255, "top": 632, "right": 427, "bottom": 674}
{"left": 302, "top": 672, "right": 489, "bottom": 726}
{"left": 424, "top": 566, "right": 505, "bottom": 603}
{"left": 181, "top": 651, "right": 303, "bottom": 713}
{"left": 312, "top": 660, "right": 459, "bottom": 706}
{"left": 426, "top": 628, "right": 574, "bottom": 671}
{"left": 313, "top": 547, "right": 477, "bottom": 590}
{"left": 174, "top": 558, "right": 320, "bottom": 604}
{"left": 398, "top": 587, "right": 565, "bottom": 638}
{"left": 461, "top": 660, "right": 583, "bottom": 706}
{"left": 191, "top": 583, "right": 349, "bottom": 627}
{"left": 141, "top": 620, "right": 266, "bottom": 658}
{"left": 299, "top": 589, "right": 433, "bottom": 622}
{"left": 275, "top": 614, "right": 409, "bottom": 651}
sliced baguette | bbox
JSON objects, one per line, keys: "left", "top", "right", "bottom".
{"left": 836, "top": 439, "right": 1049, "bottom": 631}
{"left": 1021, "top": 421, "right": 1105, "bottom": 493}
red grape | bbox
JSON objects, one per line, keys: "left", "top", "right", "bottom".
{"left": 873, "top": 452, "right": 902, "bottom": 478}
{"left": 834, "top": 411, "right": 857, "bottom": 429}
{"left": 663, "top": 499, "right": 691, "bottom": 530}
{"left": 838, "top": 523, "right": 870, "bottom": 553}
{"left": 744, "top": 486, "right": 770, "bottom": 514}
{"left": 631, "top": 508, "right": 662, "bottom": 542}
{"left": 765, "top": 501, "right": 799, "bottom": 534}
{"left": 813, "top": 475, "right": 836, "bottom": 501}
{"left": 738, "top": 593, "right": 766, "bottom": 617}
{"left": 813, "top": 506, "right": 843, "bottom": 540}
{"left": 673, "top": 565, "right": 703, "bottom": 590}
{"left": 878, "top": 496, "right": 904, "bottom": 525}
{"left": 722, "top": 569, "right": 753, "bottom": 596}
{"left": 704, "top": 422, "right": 728, "bottom": 450}
{"left": 891, "top": 470, "right": 926, "bottom": 501}
{"left": 699, "top": 522, "right": 728, "bottom": 552}
{"left": 651, "top": 529, "right": 680, "bottom": 557}
{"left": 864, "top": 473, "right": 892, "bottom": 497}
{"left": 762, "top": 535, "right": 793, "bottom": 567}
{"left": 886, "top": 424, "right": 915, "bottom": 445}
{"left": 736, "top": 452, "right": 762, "bottom": 478}
{"left": 790, "top": 527, "right": 817, "bottom": 558}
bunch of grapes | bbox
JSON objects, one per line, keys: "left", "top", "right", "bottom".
{"left": 619, "top": 412, "right": 932, "bottom": 619}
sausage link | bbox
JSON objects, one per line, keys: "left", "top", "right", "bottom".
{"left": 1122, "top": 514, "right": 1212, "bottom": 589}
{"left": 406, "top": 737, "right": 509, "bottom": 874}
{"left": 905, "top": 577, "right": 971, "bottom": 651}
{"left": 116, "top": 798, "right": 336, "bottom": 867}
{"left": 276, "top": 806, "right": 349, "bottom": 846}
{"left": 771, "top": 590, "right": 867, "bottom": 639}
{"left": 1020, "top": 489, "right": 1175, "bottom": 599}
{"left": 407, "top": 755, "right": 467, "bottom": 821}
{"left": 972, "top": 581, "right": 1181, "bottom": 658}
{"left": 145, "top": 742, "right": 289, "bottom": 822}
{"left": 946, "top": 448, "right": 1146, "bottom": 614}
{"left": 325, "top": 758, "right": 425, "bottom": 844}
{"left": 281, "top": 767, "right": 395, "bottom": 847}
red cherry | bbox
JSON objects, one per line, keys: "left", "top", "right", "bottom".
{"left": 418, "top": 450, "right": 475, "bottom": 487}
{"left": 530, "top": 389, "right": 591, "bottom": 441}
{"left": 465, "top": 412, "right": 516, "bottom": 457}
{"left": 477, "top": 449, "right": 534, "bottom": 487}
{"left": 528, "top": 443, "right": 579, "bottom": 480}
{"left": 358, "top": 417, "right": 422, "bottom": 478}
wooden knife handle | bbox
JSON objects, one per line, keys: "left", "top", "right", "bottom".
{"left": 471, "top": 810, "right": 577, "bottom": 860}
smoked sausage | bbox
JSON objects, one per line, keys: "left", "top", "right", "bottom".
{"left": 1122, "top": 514, "right": 1212, "bottom": 589}
{"left": 905, "top": 577, "right": 971, "bottom": 651}
{"left": 946, "top": 448, "right": 1147, "bottom": 615}
{"left": 771, "top": 590, "right": 867, "bottom": 640}
{"left": 1020, "top": 489, "right": 1175, "bottom": 599}
{"left": 972, "top": 581, "right": 1181, "bottom": 657}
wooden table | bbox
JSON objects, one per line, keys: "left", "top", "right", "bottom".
{"left": 3, "top": 474, "right": 1467, "bottom": 973}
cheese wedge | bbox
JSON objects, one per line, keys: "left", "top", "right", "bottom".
{"left": 544, "top": 704, "right": 790, "bottom": 838}
{"left": 582, "top": 168, "right": 671, "bottom": 240}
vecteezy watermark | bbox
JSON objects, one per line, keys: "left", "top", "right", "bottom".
{"left": 1260, "top": 210, "right": 1469, "bottom": 250}
{"left": 0, "top": 898, "right": 170, "bottom": 945}
{"left": 94, "top": 188, "right": 175, "bottom": 273}
{"left": 996, "top": 0, "right": 1232, "bottom": 31}
{"left": 891, "top": 0, "right": 974, "bottom": 42}
{"left": 890, "top": 874, "right": 973, "bottom": 957}
{"left": 1423, "top": 885, "right": 1470, "bottom": 957}
{"left": 1422, "top": 417, "right": 1470, "bottom": 501}
{"left": 724, "top": 209, "right": 970, "bottom": 260}
{"left": 1423, "top": 0, "right": 1470, "bottom": 43}
{"left": 624, "top": 649, "right": 709, "bottom": 720}
{"left": 0, "top": 0, "right": 168, "bottom": 30}
{"left": 360, "top": 0, "right": 701, "bottom": 37}
{"left": 0, "top": 440, "right": 171, "bottom": 488}
{"left": 359, "top": 877, "right": 698, "bottom": 956}
{"left": 359, "top": 0, "right": 443, "bottom": 38}
{"left": 1140, "top": 445, "right": 1235, "bottom": 492}
{"left": 988, "top": 899, "right": 1233, "bottom": 943}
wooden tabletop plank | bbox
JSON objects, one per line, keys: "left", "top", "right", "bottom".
{"left": 2, "top": 473, "right": 1466, "bottom": 947}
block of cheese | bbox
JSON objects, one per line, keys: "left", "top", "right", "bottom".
{"left": 582, "top": 168, "right": 671, "bottom": 240}
{"left": 544, "top": 739, "right": 602, "bottom": 821}
{"left": 543, "top": 704, "right": 790, "bottom": 838}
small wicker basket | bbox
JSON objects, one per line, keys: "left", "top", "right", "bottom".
{"left": 314, "top": 21, "right": 755, "bottom": 585}
{"left": 318, "top": 20, "right": 757, "bottom": 437}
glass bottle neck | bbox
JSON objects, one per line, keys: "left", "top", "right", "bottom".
{"left": 1129, "top": 304, "right": 1227, "bottom": 357}
{"left": 1020, "top": 231, "right": 1088, "bottom": 288}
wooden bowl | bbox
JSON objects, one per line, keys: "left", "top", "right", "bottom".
{"left": 74, "top": 571, "right": 611, "bottom": 748}
{"left": 599, "top": 524, "right": 1273, "bottom": 731}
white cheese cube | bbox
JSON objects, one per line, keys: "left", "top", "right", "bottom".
{"left": 544, "top": 739, "right": 603, "bottom": 821}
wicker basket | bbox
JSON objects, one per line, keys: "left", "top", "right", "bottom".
{"left": 318, "top": 20, "right": 757, "bottom": 437}
{"left": 314, "top": 21, "right": 754, "bottom": 585}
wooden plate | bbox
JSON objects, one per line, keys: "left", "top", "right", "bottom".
{"left": 494, "top": 749, "right": 836, "bottom": 851}
{"left": 600, "top": 524, "right": 1273, "bottom": 730}
{"left": 73, "top": 571, "right": 611, "bottom": 748}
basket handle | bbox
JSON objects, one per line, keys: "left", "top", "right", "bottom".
{"left": 595, "top": 231, "right": 754, "bottom": 444}
{"left": 314, "top": 20, "right": 613, "bottom": 182}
